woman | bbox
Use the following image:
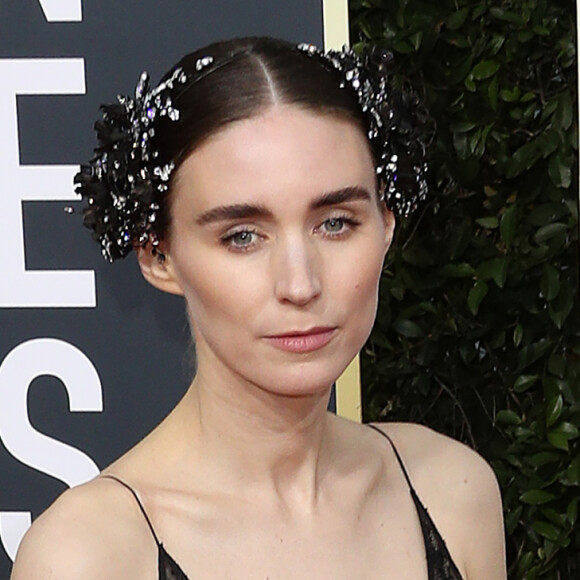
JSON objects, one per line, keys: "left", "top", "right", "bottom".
{"left": 11, "top": 37, "right": 505, "bottom": 580}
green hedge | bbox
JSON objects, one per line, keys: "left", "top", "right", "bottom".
{"left": 349, "top": 0, "right": 579, "bottom": 577}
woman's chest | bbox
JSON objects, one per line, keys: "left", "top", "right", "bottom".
{"left": 155, "top": 495, "right": 430, "bottom": 580}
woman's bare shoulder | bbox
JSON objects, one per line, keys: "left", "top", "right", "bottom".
{"left": 370, "top": 422, "right": 494, "bottom": 481}
{"left": 10, "top": 477, "right": 156, "bottom": 580}
{"left": 368, "top": 421, "right": 500, "bottom": 513}
{"left": 369, "top": 421, "right": 506, "bottom": 579}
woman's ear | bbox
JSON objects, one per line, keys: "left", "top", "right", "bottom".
{"left": 135, "top": 243, "right": 184, "bottom": 296}
{"left": 383, "top": 206, "right": 396, "bottom": 251}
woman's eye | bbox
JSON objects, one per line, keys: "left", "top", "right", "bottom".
{"left": 231, "top": 231, "right": 255, "bottom": 245}
{"left": 221, "top": 229, "right": 259, "bottom": 250}
{"left": 323, "top": 218, "right": 346, "bottom": 233}
{"left": 318, "top": 216, "right": 359, "bottom": 237}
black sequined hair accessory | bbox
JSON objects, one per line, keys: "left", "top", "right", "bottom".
{"left": 74, "top": 58, "right": 212, "bottom": 262}
{"left": 75, "top": 43, "right": 432, "bottom": 262}
{"left": 298, "top": 43, "right": 432, "bottom": 218}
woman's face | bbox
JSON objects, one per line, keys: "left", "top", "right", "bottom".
{"left": 142, "top": 105, "right": 394, "bottom": 397}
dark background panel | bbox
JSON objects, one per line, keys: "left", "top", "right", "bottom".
{"left": 0, "top": 2, "right": 324, "bottom": 576}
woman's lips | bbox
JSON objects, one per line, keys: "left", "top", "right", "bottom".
{"left": 264, "top": 327, "right": 337, "bottom": 353}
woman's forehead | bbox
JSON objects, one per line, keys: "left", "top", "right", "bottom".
{"left": 171, "top": 105, "right": 376, "bottom": 211}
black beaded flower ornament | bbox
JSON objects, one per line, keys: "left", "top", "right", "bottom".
{"left": 75, "top": 42, "right": 432, "bottom": 262}
{"left": 298, "top": 43, "right": 433, "bottom": 218}
{"left": 74, "top": 64, "right": 197, "bottom": 262}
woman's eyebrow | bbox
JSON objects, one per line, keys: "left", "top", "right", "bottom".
{"left": 195, "top": 203, "right": 273, "bottom": 225}
{"left": 195, "top": 186, "right": 371, "bottom": 225}
{"left": 311, "top": 186, "right": 372, "bottom": 209}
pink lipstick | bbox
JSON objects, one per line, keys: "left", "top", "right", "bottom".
{"left": 265, "top": 327, "right": 336, "bottom": 353}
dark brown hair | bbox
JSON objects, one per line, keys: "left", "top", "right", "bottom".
{"left": 77, "top": 36, "right": 430, "bottom": 261}
{"left": 151, "top": 37, "right": 368, "bottom": 237}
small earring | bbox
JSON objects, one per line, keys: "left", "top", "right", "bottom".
{"left": 153, "top": 248, "right": 166, "bottom": 263}
{"left": 149, "top": 232, "right": 167, "bottom": 263}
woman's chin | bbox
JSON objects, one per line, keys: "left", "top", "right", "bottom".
{"left": 248, "top": 359, "right": 352, "bottom": 401}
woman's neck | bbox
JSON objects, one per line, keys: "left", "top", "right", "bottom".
{"left": 165, "top": 360, "right": 338, "bottom": 511}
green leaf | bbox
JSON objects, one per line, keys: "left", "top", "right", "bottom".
{"left": 562, "top": 458, "right": 580, "bottom": 486}
{"left": 475, "top": 217, "right": 499, "bottom": 229}
{"left": 448, "top": 54, "right": 473, "bottom": 84}
{"left": 541, "top": 508, "right": 566, "bottom": 527}
{"left": 548, "top": 432, "right": 570, "bottom": 451}
{"left": 541, "top": 96, "right": 560, "bottom": 123}
{"left": 516, "top": 552, "right": 534, "bottom": 576}
{"left": 521, "top": 91, "right": 535, "bottom": 103}
{"left": 478, "top": 257, "right": 507, "bottom": 288}
{"left": 489, "top": 33, "right": 505, "bottom": 55}
{"left": 471, "top": 60, "right": 500, "bottom": 80}
{"left": 551, "top": 422, "right": 580, "bottom": 439}
{"left": 392, "top": 318, "right": 424, "bottom": 338}
{"left": 500, "top": 86, "right": 521, "bottom": 102}
{"left": 527, "top": 452, "right": 560, "bottom": 467}
{"left": 558, "top": 92, "right": 574, "bottom": 130}
{"left": 517, "top": 339, "right": 551, "bottom": 372}
{"left": 517, "top": 29, "right": 534, "bottom": 43}
{"left": 489, "top": 8, "right": 525, "bottom": 25}
{"left": 506, "top": 140, "right": 540, "bottom": 178}
{"left": 538, "top": 129, "right": 560, "bottom": 157}
{"left": 464, "top": 75, "right": 476, "bottom": 92}
{"left": 393, "top": 40, "right": 414, "bottom": 54}
{"left": 527, "top": 203, "right": 569, "bottom": 226}
{"left": 548, "top": 354, "right": 566, "bottom": 378}
{"left": 442, "top": 31, "right": 471, "bottom": 49}
{"left": 532, "top": 25, "right": 551, "bottom": 36}
{"left": 545, "top": 394, "right": 563, "bottom": 427}
{"left": 496, "top": 409, "right": 521, "bottom": 425}
{"left": 514, "top": 426, "right": 534, "bottom": 441}
{"left": 540, "top": 264, "right": 561, "bottom": 302}
{"left": 467, "top": 280, "right": 488, "bottom": 315}
{"left": 445, "top": 7, "right": 469, "bottom": 30}
{"left": 409, "top": 30, "right": 423, "bottom": 51}
{"left": 467, "top": 130, "right": 482, "bottom": 157}
{"left": 439, "top": 263, "right": 476, "bottom": 277}
{"left": 520, "top": 490, "right": 556, "bottom": 505}
{"left": 547, "top": 422, "right": 579, "bottom": 451}
{"left": 534, "top": 223, "right": 568, "bottom": 245}
{"left": 549, "top": 285, "right": 574, "bottom": 329}
{"left": 450, "top": 121, "right": 477, "bottom": 133}
{"left": 532, "top": 521, "right": 560, "bottom": 542}
{"left": 513, "top": 374, "right": 537, "bottom": 392}
{"left": 512, "top": 325, "right": 524, "bottom": 348}
{"left": 390, "top": 287, "right": 405, "bottom": 301}
{"left": 548, "top": 154, "right": 572, "bottom": 188}
{"left": 500, "top": 205, "right": 517, "bottom": 247}
{"left": 505, "top": 504, "right": 522, "bottom": 535}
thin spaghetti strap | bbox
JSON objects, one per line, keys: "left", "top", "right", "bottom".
{"left": 100, "top": 474, "right": 162, "bottom": 546}
{"left": 366, "top": 424, "right": 465, "bottom": 580}
{"left": 366, "top": 423, "right": 415, "bottom": 491}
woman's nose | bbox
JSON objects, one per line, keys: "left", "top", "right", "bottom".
{"left": 273, "top": 236, "right": 321, "bottom": 306}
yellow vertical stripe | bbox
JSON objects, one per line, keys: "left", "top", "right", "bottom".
{"left": 322, "top": 0, "right": 362, "bottom": 423}
{"left": 322, "top": 0, "right": 350, "bottom": 50}
{"left": 335, "top": 356, "right": 362, "bottom": 422}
